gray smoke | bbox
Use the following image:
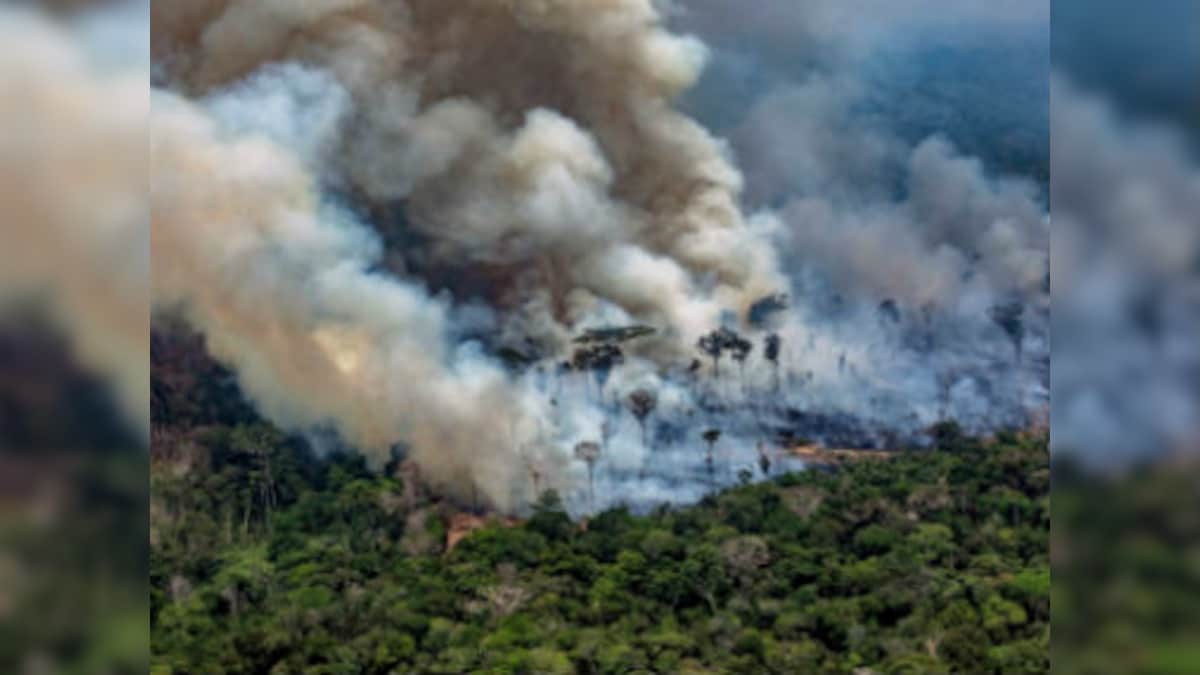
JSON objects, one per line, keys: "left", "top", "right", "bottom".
{"left": 151, "top": 0, "right": 791, "bottom": 512}
{"left": 0, "top": 3, "right": 149, "bottom": 440}
{"left": 1051, "top": 75, "right": 1200, "bottom": 464}
{"left": 150, "top": 0, "right": 1051, "bottom": 513}
{"left": 668, "top": 0, "right": 1050, "bottom": 440}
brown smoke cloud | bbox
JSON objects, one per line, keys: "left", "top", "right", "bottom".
{"left": 0, "top": 7, "right": 149, "bottom": 439}
{"left": 152, "top": 0, "right": 784, "bottom": 347}
{"left": 151, "top": 0, "right": 786, "bottom": 508}
{"left": 152, "top": 90, "right": 560, "bottom": 510}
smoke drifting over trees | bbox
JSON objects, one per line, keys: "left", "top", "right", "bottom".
{"left": 672, "top": 0, "right": 1051, "bottom": 444}
{"left": 0, "top": 4, "right": 149, "bottom": 440}
{"left": 1050, "top": 75, "right": 1200, "bottom": 464}
{"left": 150, "top": 0, "right": 790, "bottom": 511}
{"left": 149, "top": 0, "right": 1051, "bottom": 512}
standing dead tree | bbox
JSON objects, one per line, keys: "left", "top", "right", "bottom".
{"left": 990, "top": 301, "right": 1025, "bottom": 364}
{"left": 627, "top": 389, "right": 657, "bottom": 449}
{"left": 764, "top": 333, "right": 781, "bottom": 391}
{"left": 757, "top": 441, "right": 772, "bottom": 477}
{"left": 936, "top": 370, "right": 962, "bottom": 421}
{"left": 697, "top": 331, "right": 725, "bottom": 378}
{"left": 574, "top": 441, "right": 602, "bottom": 511}
{"left": 698, "top": 327, "right": 753, "bottom": 400}
{"left": 728, "top": 332, "right": 753, "bottom": 391}
{"left": 702, "top": 428, "right": 721, "bottom": 486}
{"left": 569, "top": 344, "right": 624, "bottom": 401}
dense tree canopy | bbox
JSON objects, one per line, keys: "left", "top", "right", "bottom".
{"left": 151, "top": 415, "right": 1049, "bottom": 674}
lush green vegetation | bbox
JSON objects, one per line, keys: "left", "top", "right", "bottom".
{"left": 0, "top": 318, "right": 148, "bottom": 674}
{"left": 0, "top": 450, "right": 147, "bottom": 674}
{"left": 150, "top": 420, "right": 1049, "bottom": 674}
{"left": 1053, "top": 458, "right": 1200, "bottom": 675}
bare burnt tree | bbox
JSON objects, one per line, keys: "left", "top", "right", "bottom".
{"left": 936, "top": 370, "right": 961, "bottom": 421}
{"left": 878, "top": 298, "right": 901, "bottom": 324}
{"left": 757, "top": 441, "right": 772, "bottom": 477}
{"left": 764, "top": 333, "right": 781, "bottom": 392}
{"left": 698, "top": 327, "right": 752, "bottom": 383}
{"left": 627, "top": 389, "right": 657, "bottom": 448}
{"left": 574, "top": 441, "right": 602, "bottom": 511}
{"left": 571, "top": 343, "right": 624, "bottom": 373}
{"left": 728, "top": 332, "right": 753, "bottom": 387}
{"left": 570, "top": 343, "right": 624, "bottom": 400}
{"left": 990, "top": 301, "right": 1024, "bottom": 363}
{"left": 697, "top": 331, "right": 724, "bottom": 378}
{"left": 702, "top": 428, "right": 721, "bottom": 485}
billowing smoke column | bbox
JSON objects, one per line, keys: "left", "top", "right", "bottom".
{"left": 153, "top": 88, "right": 556, "bottom": 512}
{"left": 151, "top": 0, "right": 1050, "bottom": 513}
{"left": 152, "top": 0, "right": 785, "bottom": 512}
{"left": 1051, "top": 75, "right": 1200, "bottom": 463}
{"left": 669, "top": 0, "right": 1051, "bottom": 442}
{"left": 0, "top": 3, "right": 149, "bottom": 441}
{"left": 152, "top": 0, "right": 783, "bottom": 344}
{"left": 1048, "top": 0, "right": 1200, "bottom": 465}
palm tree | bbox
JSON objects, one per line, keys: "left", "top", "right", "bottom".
{"left": 697, "top": 332, "right": 724, "bottom": 378}
{"left": 764, "top": 333, "right": 781, "bottom": 391}
{"left": 757, "top": 441, "right": 772, "bottom": 477}
{"left": 574, "top": 441, "right": 602, "bottom": 511}
{"left": 571, "top": 344, "right": 624, "bottom": 401}
{"left": 728, "top": 333, "right": 753, "bottom": 392}
{"left": 627, "top": 389, "right": 657, "bottom": 449}
{"left": 990, "top": 301, "right": 1025, "bottom": 364}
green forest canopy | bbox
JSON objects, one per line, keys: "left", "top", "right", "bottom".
{"left": 151, "top": 421, "right": 1049, "bottom": 674}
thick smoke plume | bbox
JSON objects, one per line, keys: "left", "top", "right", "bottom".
{"left": 152, "top": 0, "right": 1050, "bottom": 512}
{"left": 152, "top": 0, "right": 785, "bottom": 511}
{"left": 0, "top": 4, "right": 149, "bottom": 440}
{"left": 153, "top": 0, "right": 782, "bottom": 344}
{"left": 1050, "top": 0, "right": 1200, "bottom": 465}
{"left": 1051, "top": 75, "right": 1200, "bottom": 463}
{"left": 670, "top": 1, "right": 1050, "bottom": 439}
{"left": 153, "top": 85, "right": 563, "bottom": 511}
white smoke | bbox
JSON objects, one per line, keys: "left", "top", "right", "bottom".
{"left": 1051, "top": 75, "right": 1200, "bottom": 463}
{"left": 153, "top": 0, "right": 783, "bottom": 349}
{"left": 775, "top": 136, "right": 1049, "bottom": 311}
{"left": 152, "top": 80, "right": 566, "bottom": 511}
{"left": 669, "top": 0, "right": 1047, "bottom": 67}
{"left": 150, "top": 0, "right": 1051, "bottom": 513}
{"left": 0, "top": 3, "right": 149, "bottom": 440}
{"left": 668, "top": 0, "right": 1051, "bottom": 442}
{"left": 150, "top": 0, "right": 797, "bottom": 511}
